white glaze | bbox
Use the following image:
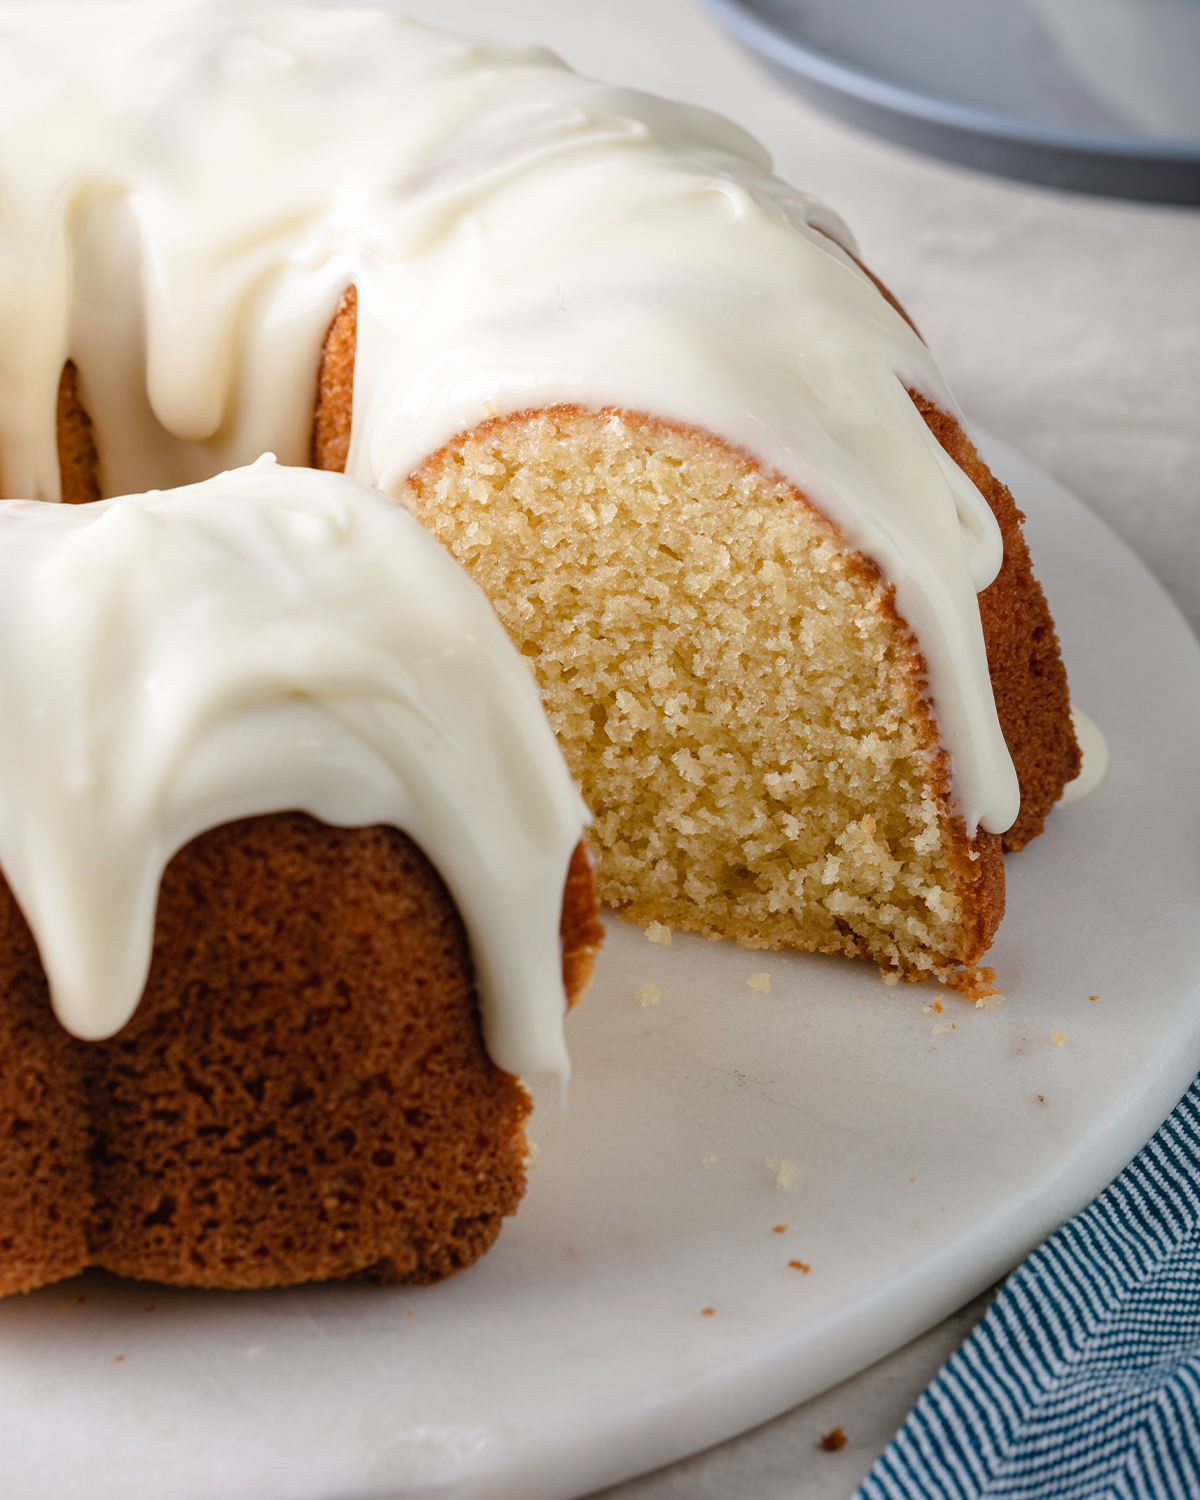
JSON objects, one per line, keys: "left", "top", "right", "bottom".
{"left": 1060, "top": 707, "right": 1109, "bottom": 804}
{"left": 0, "top": 458, "right": 587, "bottom": 1077}
{"left": 0, "top": 0, "right": 1019, "bottom": 838}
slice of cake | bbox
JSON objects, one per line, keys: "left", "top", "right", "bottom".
{"left": 402, "top": 402, "right": 1072, "bottom": 982}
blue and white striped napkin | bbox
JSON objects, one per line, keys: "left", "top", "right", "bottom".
{"left": 859, "top": 1075, "right": 1200, "bottom": 1499}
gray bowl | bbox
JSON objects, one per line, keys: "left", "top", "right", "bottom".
{"left": 699, "top": 0, "right": 1200, "bottom": 203}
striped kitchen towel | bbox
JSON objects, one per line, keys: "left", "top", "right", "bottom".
{"left": 859, "top": 1074, "right": 1200, "bottom": 1499}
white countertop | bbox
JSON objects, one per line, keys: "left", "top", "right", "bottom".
{"left": 390, "top": 0, "right": 1200, "bottom": 1492}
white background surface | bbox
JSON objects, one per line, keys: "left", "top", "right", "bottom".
{"left": 388, "top": 1, "right": 1200, "bottom": 1493}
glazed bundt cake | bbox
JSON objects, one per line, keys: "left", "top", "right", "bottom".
{"left": 0, "top": 0, "right": 1079, "bottom": 1294}
{"left": 0, "top": 461, "right": 601, "bottom": 1296}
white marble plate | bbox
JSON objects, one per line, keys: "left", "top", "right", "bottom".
{"left": 4, "top": 432, "right": 1199, "bottom": 1500}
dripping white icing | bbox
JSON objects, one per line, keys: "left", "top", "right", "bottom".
{"left": 1060, "top": 707, "right": 1108, "bottom": 804}
{"left": 0, "top": 0, "right": 1018, "bottom": 837}
{"left": 0, "top": 459, "right": 587, "bottom": 1080}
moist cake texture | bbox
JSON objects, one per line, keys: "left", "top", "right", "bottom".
{"left": 404, "top": 401, "right": 1076, "bottom": 980}
{"left": 408, "top": 408, "right": 1000, "bottom": 975}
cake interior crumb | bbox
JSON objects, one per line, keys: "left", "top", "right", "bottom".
{"left": 407, "top": 408, "right": 989, "bottom": 980}
{"left": 763, "top": 1158, "right": 799, "bottom": 1190}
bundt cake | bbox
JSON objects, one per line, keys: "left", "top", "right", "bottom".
{"left": 0, "top": 0, "right": 1078, "bottom": 1292}
{"left": 0, "top": 461, "right": 602, "bottom": 1296}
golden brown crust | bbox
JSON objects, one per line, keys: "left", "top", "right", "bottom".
{"left": 0, "top": 880, "right": 91, "bottom": 1295}
{"left": 0, "top": 814, "right": 601, "bottom": 1294}
{"left": 804, "top": 239, "right": 1080, "bottom": 850}
{"left": 950, "top": 829, "right": 1005, "bottom": 966}
{"left": 311, "top": 286, "right": 357, "bottom": 473}
{"left": 907, "top": 393, "right": 1081, "bottom": 850}
{"left": 561, "top": 839, "right": 604, "bottom": 1007}
{"left": 55, "top": 360, "right": 102, "bottom": 505}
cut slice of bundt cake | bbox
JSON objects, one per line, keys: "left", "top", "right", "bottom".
{"left": 312, "top": 286, "right": 1076, "bottom": 983}
{"left": 403, "top": 404, "right": 1072, "bottom": 982}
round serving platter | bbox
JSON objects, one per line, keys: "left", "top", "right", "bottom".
{"left": 698, "top": 0, "right": 1200, "bottom": 204}
{"left": 3, "top": 431, "right": 1200, "bottom": 1500}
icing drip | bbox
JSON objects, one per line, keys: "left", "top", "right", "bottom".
{"left": 1060, "top": 707, "right": 1108, "bottom": 804}
{"left": 0, "top": 459, "right": 587, "bottom": 1080}
{"left": 0, "top": 0, "right": 1018, "bottom": 836}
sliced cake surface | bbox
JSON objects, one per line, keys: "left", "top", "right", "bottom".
{"left": 403, "top": 403, "right": 1073, "bottom": 979}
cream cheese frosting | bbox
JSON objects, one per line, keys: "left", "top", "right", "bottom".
{"left": 0, "top": 458, "right": 588, "bottom": 1079}
{"left": 0, "top": 0, "right": 1019, "bottom": 837}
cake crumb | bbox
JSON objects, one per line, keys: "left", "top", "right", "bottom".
{"left": 114, "top": 1355, "right": 126, "bottom": 1364}
{"left": 945, "top": 965, "right": 1002, "bottom": 1007}
{"left": 747, "top": 972, "right": 771, "bottom": 993}
{"left": 820, "top": 1428, "right": 848, "bottom": 1452}
{"left": 933, "top": 1023, "right": 952, "bottom": 1035}
{"left": 636, "top": 982, "right": 662, "bottom": 1006}
{"left": 645, "top": 921, "right": 672, "bottom": 947}
{"left": 525, "top": 1140, "right": 541, "bottom": 1168}
{"left": 923, "top": 998, "right": 944, "bottom": 1014}
{"left": 773, "top": 1224, "right": 787, "bottom": 1233}
{"left": 701, "top": 1307, "right": 715, "bottom": 1317}
{"left": 1089, "top": 995, "right": 1099, "bottom": 1002}
{"left": 764, "top": 1155, "right": 800, "bottom": 1188}
{"left": 702, "top": 1155, "right": 718, "bottom": 1167}
{"left": 788, "top": 1259, "right": 810, "bottom": 1273}
{"left": 1051, "top": 1030, "right": 1065, "bottom": 1046}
